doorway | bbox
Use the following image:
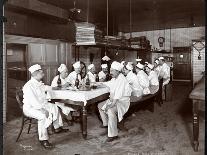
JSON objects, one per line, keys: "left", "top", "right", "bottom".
{"left": 6, "top": 43, "right": 28, "bottom": 121}
{"left": 173, "top": 47, "right": 191, "bottom": 81}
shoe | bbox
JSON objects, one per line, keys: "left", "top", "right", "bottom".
{"left": 99, "top": 125, "right": 108, "bottom": 128}
{"left": 54, "top": 127, "right": 69, "bottom": 134}
{"left": 106, "top": 136, "right": 118, "bottom": 142}
{"left": 39, "top": 140, "right": 54, "bottom": 149}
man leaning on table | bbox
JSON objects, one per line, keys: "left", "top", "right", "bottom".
{"left": 22, "top": 64, "right": 68, "bottom": 149}
{"left": 98, "top": 61, "right": 132, "bottom": 142}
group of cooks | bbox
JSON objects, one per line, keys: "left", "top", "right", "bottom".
{"left": 22, "top": 56, "right": 170, "bottom": 149}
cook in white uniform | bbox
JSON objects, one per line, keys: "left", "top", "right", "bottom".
{"left": 123, "top": 62, "right": 143, "bottom": 97}
{"left": 158, "top": 57, "right": 170, "bottom": 86}
{"left": 98, "top": 61, "right": 132, "bottom": 142}
{"left": 51, "top": 64, "right": 75, "bottom": 121}
{"left": 145, "top": 63, "right": 159, "bottom": 94}
{"left": 22, "top": 64, "right": 68, "bottom": 149}
{"left": 135, "top": 63, "right": 150, "bottom": 95}
{"left": 67, "top": 61, "right": 82, "bottom": 86}
{"left": 154, "top": 59, "right": 161, "bottom": 77}
{"left": 86, "top": 64, "right": 96, "bottom": 82}
{"left": 98, "top": 64, "right": 108, "bottom": 82}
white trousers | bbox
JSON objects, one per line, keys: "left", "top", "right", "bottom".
{"left": 98, "top": 101, "right": 118, "bottom": 137}
{"left": 23, "top": 103, "right": 63, "bottom": 141}
{"left": 55, "top": 102, "right": 75, "bottom": 116}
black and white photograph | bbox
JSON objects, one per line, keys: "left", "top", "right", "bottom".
{"left": 2, "top": 0, "right": 205, "bottom": 154}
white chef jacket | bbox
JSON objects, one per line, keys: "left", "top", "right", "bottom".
{"left": 126, "top": 71, "right": 143, "bottom": 97}
{"left": 22, "top": 77, "right": 59, "bottom": 127}
{"left": 51, "top": 75, "right": 68, "bottom": 87}
{"left": 87, "top": 71, "right": 96, "bottom": 83}
{"left": 159, "top": 63, "right": 170, "bottom": 85}
{"left": 148, "top": 71, "right": 159, "bottom": 86}
{"left": 103, "top": 73, "right": 132, "bottom": 122}
{"left": 66, "top": 71, "right": 82, "bottom": 85}
{"left": 137, "top": 70, "right": 150, "bottom": 95}
{"left": 98, "top": 71, "right": 106, "bottom": 81}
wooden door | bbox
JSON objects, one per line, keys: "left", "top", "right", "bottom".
{"left": 173, "top": 47, "right": 191, "bottom": 81}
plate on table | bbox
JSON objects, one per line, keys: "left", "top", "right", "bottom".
{"left": 78, "top": 86, "right": 91, "bottom": 91}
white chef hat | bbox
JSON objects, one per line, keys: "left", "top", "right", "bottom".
{"left": 88, "top": 64, "right": 95, "bottom": 70}
{"left": 102, "top": 55, "right": 111, "bottom": 61}
{"left": 73, "top": 61, "right": 81, "bottom": 69}
{"left": 136, "top": 58, "right": 142, "bottom": 62}
{"left": 101, "top": 64, "right": 108, "bottom": 69}
{"left": 145, "top": 62, "right": 149, "bottom": 65}
{"left": 147, "top": 63, "right": 154, "bottom": 69}
{"left": 58, "top": 64, "right": 67, "bottom": 73}
{"left": 136, "top": 63, "right": 144, "bottom": 69}
{"left": 126, "top": 62, "right": 133, "bottom": 71}
{"left": 28, "top": 64, "right": 42, "bottom": 73}
{"left": 158, "top": 56, "right": 165, "bottom": 60}
{"left": 154, "top": 59, "right": 159, "bottom": 64}
{"left": 111, "top": 61, "right": 122, "bottom": 71}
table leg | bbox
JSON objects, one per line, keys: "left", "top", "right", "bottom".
{"left": 193, "top": 100, "right": 199, "bottom": 152}
{"left": 82, "top": 106, "right": 87, "bottom": 139}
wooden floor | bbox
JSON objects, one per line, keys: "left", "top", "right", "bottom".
{"left": 3, "top": 82, "right": 205, "bottom": 155}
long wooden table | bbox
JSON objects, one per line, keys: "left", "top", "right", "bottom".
{"left": 189, "top": 76, "right": 205, "bottom": 151}
{"left": 49, "top": 86, "right": 110, "bottom": 139}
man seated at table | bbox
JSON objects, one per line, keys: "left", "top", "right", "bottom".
{"left": 51, "top": 64, "right": 75, "bottom": 125}
{"left": 135, "top": 63, "right": 150, "bottom": 95}
{"left": 67, "top": 61, "right": 82, "bottom": 86}
{"left": 145, "top": 63, "right": 159, "bottom": 94}
{"left": 86, "top": 64, "right": 96, "bottom": 82}
{"left": 22, "top": 64, "right": 68, "bottom": 149}
{"left": 123, "top": 62, "right": 143, "bottom": 98}
{"left": 98, "top": 61, "right": 132, "bottom": 142}
{"left": 153, "top": 59, "right": 161, "bottom": 77}
{"left": 98, "top": 64, "right": 109, "bottom": 82}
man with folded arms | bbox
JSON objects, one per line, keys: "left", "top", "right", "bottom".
{"left": 22, "top": 64, "right": 68, "bottom": 149}
{"left": 98, "top": 61, "right": 132, "bottom": 142}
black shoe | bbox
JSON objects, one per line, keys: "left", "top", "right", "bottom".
{"left": 54, "top": 127, "right": 69, "bottom": 134}
{"left": 40, "top": 140, "right": 54, "bottom": 149}
{"left": 99, "top": 125, "right": 108, "bottom": 128}
{"left": 106, "top": 136, "right": 119, "bottom": 142}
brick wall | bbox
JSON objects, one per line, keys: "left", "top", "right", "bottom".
{"left": 192, "top": 41, "right": 205, "bottom": 85}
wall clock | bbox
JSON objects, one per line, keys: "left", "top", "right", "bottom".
{"left": 158, "top": 37, "right": 165, "bottom": 47}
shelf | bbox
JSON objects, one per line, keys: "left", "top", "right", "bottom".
{"left": 72, "top": 42, "right": 148, "bottom": 51}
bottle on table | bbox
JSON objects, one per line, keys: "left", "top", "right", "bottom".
{"left": 95, "top": 73, "right": 99, "bottom": 82}
{"left": 57, "top": 74, "right": 62, "bottom": 88}
{"left": 85, "top": 74, "right": 90, "bottom": 87}
{"left": 75, "top": 74, "right": 79, "bottom": 89}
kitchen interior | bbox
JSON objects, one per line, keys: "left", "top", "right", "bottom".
{"left": 3, "top": 0, "right": 205, "bottom": 154}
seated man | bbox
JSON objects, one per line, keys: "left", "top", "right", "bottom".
{"left": 22, "top": 64, "right": 68, "bottom": 149}
{"left": 123, "top": 62, "right": 143, "bottom": 98}
{"left": 98, "top": 64, "right": 109, "bottom": 82}
{"left": 67, "top": 61, "right": 82, "bottom": 86}
{"left": 87, "top": 64, "right": 96, "bottom": 82}
{"left": 51, "top": 64, "right": 75, "bottom": 124}
{"left": 98, "top": 61, "right": 132, "bottom": 142}
{"left": 135, "top": 63, "right": 150, "bottom": 95}
{"left": 145, "top": 63, "right": 159, "bottom": 94}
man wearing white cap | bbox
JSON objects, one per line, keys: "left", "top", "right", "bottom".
{"left": 86, "top": 63, "right": 96, "bottom": 83}
{"left": 123, "top": 62, "right": 143, "bottom": 97}
{"left": 22, "top": 64, "right": 68, "bottom": 149}
{"left": 51, "top": 64, "right": 75, "bottom": 125}
{"left": 135, "top": 58, "right": 142, "bottom": 64}
{"left": 135, "top": 63, "right": 150, "bottom": 95}
{"left": 154, "top": 59, "right": 161, "bottom": 77}
{"left": 145, "top": 63, "right": 159, "bottom": 94}
{"left": 67, "top": 61, "right": 82, "bottom": 86}
{"left": 158, "top": 57, "right": 170, "bottom": 86}
{"left": 98, "top": 61, "right": 132, "bottom": 142}
{"left": 98, "top": 64, "right": 109, "bottom": 82}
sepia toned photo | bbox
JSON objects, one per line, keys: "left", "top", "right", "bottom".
{"left": 2, "top": 0, "right": 205, "bottom": 154}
